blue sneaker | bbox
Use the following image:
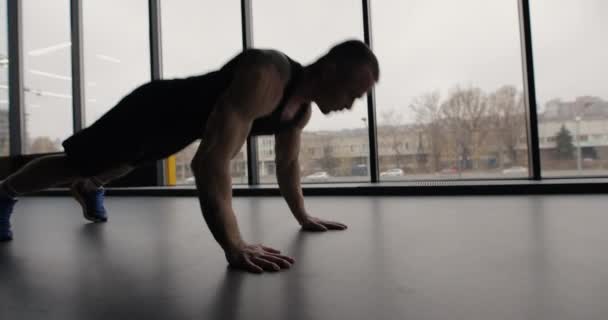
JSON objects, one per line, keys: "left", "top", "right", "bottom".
{"left": 70, "top": 181, "right": 107, "bottom": 223}
{"left": 0, "top": 196, "right": 17, "bottom": 241}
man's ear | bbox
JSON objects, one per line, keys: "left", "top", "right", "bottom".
{"left": 318, "top": 59, "right": 338, "bottom": 82}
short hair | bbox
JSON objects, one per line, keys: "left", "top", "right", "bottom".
{"left": 321, "top": 39, "right": 380, "bottom": 81}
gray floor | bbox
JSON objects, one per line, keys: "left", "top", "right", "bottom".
{"left": 1, "top": 195, "right": 607, "bottom": 320}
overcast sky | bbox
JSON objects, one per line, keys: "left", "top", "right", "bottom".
{"left": 1, "top": 0, "right": 607, "bottom": 143}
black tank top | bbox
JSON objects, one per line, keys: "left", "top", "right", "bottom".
{"left": 63, "top": 49, "right": 309, "bottom": 167}
{"left": 119, "top": 49, "right": 307, "bottom": 163}
{"left": 182, "top": 49, "right": 307, "bottom": 138}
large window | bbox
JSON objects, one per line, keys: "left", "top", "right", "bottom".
{"left": 372, "top": 0, "right": 528, "bottom": 181}
{"left": 531, "top": 0, "right": 608, "bottom": 178}
{"left": 22, "top": 0, "right": 72, "bottom": 154}
{"left": 6, "top": 0, "right": 608, "bottom": 186}
{"left": 82, "top": 0, "right": 150, "bottom": 126}
{"left": 161, "top": 0, "right": 246, "bottom": 185}
{"left": 0, "top": 0, "right": 8, "bottom": 156}
{"left": 252, "top": 0, "right": 370, "bottom": 184}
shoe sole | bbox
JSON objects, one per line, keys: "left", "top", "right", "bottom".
{"left": 70, "top": 187, "right": 107, "bottom": 223}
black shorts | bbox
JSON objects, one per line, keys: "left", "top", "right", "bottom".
{"left": 63, "top": 78, "right": 216, "bottom": 177}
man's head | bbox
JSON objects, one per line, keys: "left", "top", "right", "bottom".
{"left": 309, "top": 40, "right": 379, "bottom": 114}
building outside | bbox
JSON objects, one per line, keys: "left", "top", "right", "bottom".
{"left": 154, "top": 96, "right": 608, "bottom": 183}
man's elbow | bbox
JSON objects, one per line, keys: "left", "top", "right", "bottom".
{"left": 276, "top": 159, "right": 299, "bottom": 174}
{"left": 190, "top": 158, "right": 213, "bottom": 181}
{"left": 191, "top": 157, "right": 230, "bottom": 181}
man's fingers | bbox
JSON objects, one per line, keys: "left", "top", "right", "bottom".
{"left": 242, "top": 256, "right": 264, "bottom": 273}
{"left": 315, "top": 223, "right": 328, "bottom": 231}
{"left": 251, "top": 256, "right": 281, "bottom": 272}
{"left": 261, "top": 245, "right": 281, "bottom": 254}
{"left": 302, "top": 218, "right": 348, "bottom": 232}
{"left": 321, "top": 221, "right": 348, "bottom": 230}
{"left": 305, "top": 222, "right": 328, "bottom": 232}
{"left": 263, "top": 254, "right": 293, "bottom": 268}
{"left": 259, "top": 245, "right": 295, "bottom": 264}
{"left": 274, "top": 253, "right": 296, "bottom": 264}
{"left": 266, "top": 252, "right": 296, "bottom": 264}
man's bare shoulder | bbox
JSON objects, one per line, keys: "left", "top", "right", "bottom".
{"left": 239, "top": 49, "right": 291, "bottom": 83}
{"left": 218, "top": 49, "right": 291, "bottom": 118}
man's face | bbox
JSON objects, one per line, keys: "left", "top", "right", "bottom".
{"left": 316, "top": 63, "right": 376, "bottom": 115}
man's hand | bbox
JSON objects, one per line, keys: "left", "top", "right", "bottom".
{"left": 300, "top": 216, "right": 348, "bottom": 232}
{"left": 225, "top": 244, "right": 296, "bottom": 273}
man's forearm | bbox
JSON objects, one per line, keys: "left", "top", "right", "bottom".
{"left": 195, "top": 168, "right": 244, "bottom": 252}
{"left": 277, "top": 160, "right": 309, "bottom": 225}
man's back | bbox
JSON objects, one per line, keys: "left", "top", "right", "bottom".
{"left": 62, "top": 49, "right": 305, "bottom": 174}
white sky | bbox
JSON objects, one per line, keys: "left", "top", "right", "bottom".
{"left": 1, "top": 0, "right": 607, "bottom": 144}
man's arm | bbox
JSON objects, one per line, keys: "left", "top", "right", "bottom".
{"left": 274, "top": 111, "right": 348, "bottom": 232}
{"left": 191, "top": 55, "right": 294, "bottom": 273}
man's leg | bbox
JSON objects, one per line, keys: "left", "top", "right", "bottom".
{"left": 72, "top": 164, "right": 135, "bottom": 192}
{"left": 0, "top": 153, "right": 82, "bottom": 241}
{"left": 93, "top": 164, "right": 136, "bottom": 186}
{"left": 0, "top": 153, "right": 81, "bottom": 197}
{"left": 70, "top": 164, "right": 134, "bottom": 223}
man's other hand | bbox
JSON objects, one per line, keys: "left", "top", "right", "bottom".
{"left": 225, "top": 244, "right": 295, "bottom": 273}
{"left": 301, "top": 216, "right": 348, "bottom": 232}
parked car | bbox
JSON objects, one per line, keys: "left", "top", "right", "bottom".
{"left": 380, "top": 168, "right": 404, "bottom": 177}
{"left": 438, "top": 167, "right": 459, "bottom": 175}
{"left": 351, "top": 164, "right": 368, "bottom": 176}
{"left": 303, "top": 171, "right": 330, "bottom": 181}
{"left": 501, "top": 166, "right": 527, "bottom": 175}
{"left": 583, "top": 158, "right": 595, "bottom": 165}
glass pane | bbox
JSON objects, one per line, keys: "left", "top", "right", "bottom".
{"left": 0, "top": 0, "right": 8, "bottom": 156}
{"left": 22, "top": 0, "right": 72, "bottom": 154}
{"left": 83, "top": 0, "right": 150, "bottom": 126}
{"left": 253, "top": 0, "right": 370, "bottom": 184}
{"left": 532, "top": 1, "right": 608, "bottom": 177}
{"left": 373, "top": 0, "right": 528, "bottom": 181}
{"left": 161, "top": 0, "right": 246, "bottom": 185}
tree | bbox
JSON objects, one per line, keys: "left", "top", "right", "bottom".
{"left": 410, "top": 92, "right": 443, "bottom": 171}
{"left": 29, "top": 136, "right": 60, "bottom": 153}
{"left": 554, "top": 125, "right": 574, "bottom": 160}
{"left": 318, "top": 143, "right": 339, "bottom": 175}
{"left": 379, "top": 108, "right": 407, "bottom": 170}
{"left": 488, "top": 86, "right": 526, "bottom": 167}
{"left": 440, "top": 86, "right": 490, "bottom": 170}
